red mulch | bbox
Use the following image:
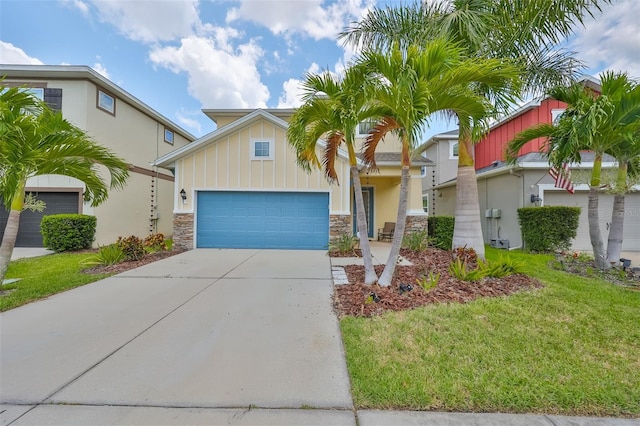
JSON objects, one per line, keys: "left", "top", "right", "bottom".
{"left": 82, "top": 249, "right": 186, "bottom": 275}
{"left": 333, "top": 248, "right": 543, "bottom": 317}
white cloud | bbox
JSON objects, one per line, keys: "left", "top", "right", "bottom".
{"left": 226, "top": 0, "right": 374, "bottom": 41}
{"left": 149, "top": 35, "right": 269, "bottom": 109}
{"left": 0, "top": 41, "right": 43, "bottom": 65}
{"left": 61, "top": 0, "right": 90, "bottom": 17}
{"left": 92, "top": 61, "right": 110, "bottom": 79}
{"left": 176, "top": 109, "right": 202, "bottom": 134}
{"left": 276, "top": 62, "right": 323, "bottom": 108}
{"left": 89, "top": 0, "right": 204, "bottom": 43}
{"left": 571, "top": 0, "right": 640, "bottom": 78}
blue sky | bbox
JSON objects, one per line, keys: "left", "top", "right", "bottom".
{"left": 1, "top": 0, "right": 639, "bottom": 139}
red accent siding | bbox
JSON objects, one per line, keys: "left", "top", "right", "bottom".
{"left": 474, "top": 98, "right": 568, "bottom": 169}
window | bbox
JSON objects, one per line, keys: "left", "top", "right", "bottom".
{"left": 97, "top": 89, "right": 115, "bottom": 115}
{"left": 551, "top": 108, "right": 565, "bottom": 124}
{"left": 26, "top": 87, "right": 44, "bottom": 100}
{"left": 357, "top": 119, "right": 377, "bottom": 136}
{"left": 423, "top": 198, "right": 429, "bottom": 213}
{"left": 251, "top": 140, "right": 273, "bottom": 160}
{"left": 420, "top": 166, "right": 428, "bottom": 177}
{"left": 449, "top": 141, "right": 459, "bottom": 159}
{"left": 164, "top": 128, "right": 174, "bottom": 145}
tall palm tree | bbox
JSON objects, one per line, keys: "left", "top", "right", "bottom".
{"left": 0, "top": 86, "right": 129, "bottom": 281}
{"left": 341, "top": 0, "right": 611, "bottom": 258}
{"left": 506, "top": 72, "right": 640, "bottom": 269}
{"left": 287, "top": 66, "right": 385, "bottom": 285}
{"left": 357, "top": 40, "right": 520, "bottom": 285}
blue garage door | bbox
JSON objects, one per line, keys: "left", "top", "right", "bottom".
{"left": 196, "top": 191, "right": 329, "bottom": 249}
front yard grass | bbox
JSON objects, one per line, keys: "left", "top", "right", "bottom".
{"left": 0, "top": 253, "right": 111, "bottom": 312}
{"left": 340, "top": 247, "right": 640, "bottom": 417}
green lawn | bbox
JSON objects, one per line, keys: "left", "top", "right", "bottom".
{"left": 1, "top": 253, "right": 112, "bottom": 312}
{"left": 340, "top": 247, "right": 640, "bottom": 417}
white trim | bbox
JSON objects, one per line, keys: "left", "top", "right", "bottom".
{"left": 250, "top": 139, "right": 274, "bottom": 160}
{"left": 449, "top": 140, "right": 459, "bottom": 159}
{"left": 407, "top": 210, "right": 428, "bottom": 216}
{"left": 192, "top": 187, "right": 331, "bottom": 193}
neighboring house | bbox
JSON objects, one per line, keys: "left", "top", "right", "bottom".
{"left": 423, "top": 77, "right": 640, "bottom": 255}
{"left": 0, "top": 65, "right": 195, "bottom": 247}
{"left": 153, "top": 109, "right": 429, "bottom": 250}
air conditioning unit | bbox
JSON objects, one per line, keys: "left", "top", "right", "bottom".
{"left": 490, "top": 239, "right": 509, "bottom": 249}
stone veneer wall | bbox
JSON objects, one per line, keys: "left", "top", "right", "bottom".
{"left": 329, "top": 214, "right": 351, "bottom": 241}
{"left": 405, "top": 215, "right": 428, "bottom": 234}
{"left": 173, "top": 213, "right": 194, "bottom": 250}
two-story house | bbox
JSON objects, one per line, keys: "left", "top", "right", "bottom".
{"left": 153, "top": 109, "right": 429, "bottom": 250}
{"left": 422, "top": 78, "right": 639, "bottom": 255}
{"left": 0, "top": 65, "right": 195, "bottom": 247}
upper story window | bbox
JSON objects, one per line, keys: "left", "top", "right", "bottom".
{"left": 26, "top": 87, "right": 44, "bottom": 100}
{"left": 420, "top": 166, "right": 428, "bottom": 177}
{"left": 551, "top": 108, "right": 565, "bottom": 124}
{"left": 164, "top": 128, "right": 174, "bottom": 145}
{"left": 449, "top": 141, "right": 459, "bottom": 159}
{"left": 251, "top": 140, "right": 273, "bottom": 160}
{"left": 97, "top": 89, "right": 115, "bottom": 115}
{"left": 357, "top": 119, "right": 377, "bottom": 136}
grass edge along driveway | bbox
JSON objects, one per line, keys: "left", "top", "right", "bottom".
{"left": 340, "top": 248, "right": 640, "bottom": 418}
{"left": 1, "top": 253, "right": 111, "bottom": 312}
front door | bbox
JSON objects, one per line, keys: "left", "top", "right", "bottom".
{"left": 353, "top": 187, "right": 374, "bottom": 238}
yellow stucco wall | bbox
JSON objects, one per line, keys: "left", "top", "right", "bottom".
{"left": 175, "top": 117, "right": 350, "bottom": 214}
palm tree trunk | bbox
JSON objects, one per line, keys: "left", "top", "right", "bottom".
{"left": 606, "top": 194, "right": 625, "bottom": 266}
{"left": 452, "top": 133, "right": 485, "bottom": 259}
{"left": 351, "top": 166, "right": 378, "bottom": 285}
{"left": 378, "top": 166, "right": 409, "bottom": 286}
{"left": 0, "top": 209, "right": 22, "bottom": 282}
{"left": 588, "top": 186, "right": 608, "bottom": 270}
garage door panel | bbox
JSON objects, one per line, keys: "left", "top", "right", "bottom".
{"left": 0, "top": 192, "right": 80, "bottom": 247}
{"left": 196, "top": 191, "right": 329, "bottom": 249}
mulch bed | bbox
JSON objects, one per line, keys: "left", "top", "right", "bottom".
{"left": 333, "top": 248, "right": 544, "bottom": 317}
{"left": 82, "top": 249, "right": 186, "bottom": 275}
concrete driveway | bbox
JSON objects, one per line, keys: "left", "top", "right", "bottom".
{"left": 0, "top": 249, "right": 354, "bottom": 425}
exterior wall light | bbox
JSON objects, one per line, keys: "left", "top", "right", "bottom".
{"left": 180, "top": 189, "right": 187, "bottom": 204}
{"left": 530, "top": 194, "right": 542, "bottom": 206}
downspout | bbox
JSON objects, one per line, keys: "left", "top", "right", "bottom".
{"left": 509, "top": 167, "right": 524, "bottom": 250}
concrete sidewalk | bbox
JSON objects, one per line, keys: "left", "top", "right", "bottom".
{"left": 1, "top": 248, "right": 636, "bottom": 425}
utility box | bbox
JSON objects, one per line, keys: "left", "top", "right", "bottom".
{"left": 490, "top": 239, "right": 510, "bottom": 249}
{"left": 491, "top": 208, "right": 502, "bottom": 218}
{"left": 485, "top": 209, "right": 493, "bottom": 218}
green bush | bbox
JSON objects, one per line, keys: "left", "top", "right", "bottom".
{"left": 402, "top": 230, "right": 429, "bottom": 251}
{"left": 41, "top": 214, "right": 96, "bottom": 252}
{"left": 116, "top": 235, "right": 145, "bottom": 261}
{"left": 82, "top": 244, "right": 125, "bottom": 267}
{"left": 427, "top": 216, "right": 454, "bottom": 250}
{"left": 518, "top": 206, "right": 580, "bottom": 252}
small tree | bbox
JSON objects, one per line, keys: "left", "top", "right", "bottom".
{"left": 0, "top": 86, "right": 129, "bottom": 281}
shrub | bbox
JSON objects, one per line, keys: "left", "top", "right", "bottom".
{"left": 453, "top": 246, "right": 477, "bottom": 264}
{"left": 329, "top": 233, "right": 359, "bottom": 254}
{"left": 416, "top": 271, "right": 440, "bottom": 291}
{"left": 518, "top": 206, "right": 580, "bottom": 252}
{"left": 143, "top": 233, "right": 167, "bottom": 253}
{"left": 116, "top": 235, "right": 145, "bottom": 261}
{"left": 41, "top": 214, "right": 96, "bottom": 252}
{"left": 427, "top": 216, "right": 454, "bottom": 250}
{"left": 449, "top": 256, "right": 525, "bottom": 282}
{"left": 82, "top": 244, "right": 125, "bottom": 267}
{"left": 402, "top": 230, "right": 429, "bottom": 251}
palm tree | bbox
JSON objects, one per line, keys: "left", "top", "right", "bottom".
{"left": 356, "top": 41, "right": 520, "bottom": 285}
{"left": 506, "top": 72, "right": 640, "bottom": 269}
{"left": 341, "top": 0, "right": 611, "bottom": 258}
{"left": 0, "top": 86, "right": 129, "bottom": 281}
{"left": 287, "top": 66, "right": 385, "bottom": 285}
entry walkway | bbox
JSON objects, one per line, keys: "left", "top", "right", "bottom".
{"left": 1, "top": 249, "right": 636, "bottom": 425}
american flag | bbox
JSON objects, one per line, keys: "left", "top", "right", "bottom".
{"left": 549, "top": 163, "right": 574, "bottom": 194}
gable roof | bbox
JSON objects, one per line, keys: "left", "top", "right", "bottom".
{"left": 0, "top": 64, "right": 196, "bottom": 141}
{"left": 154, "top": 108, "right": 353, "bottom": 167}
